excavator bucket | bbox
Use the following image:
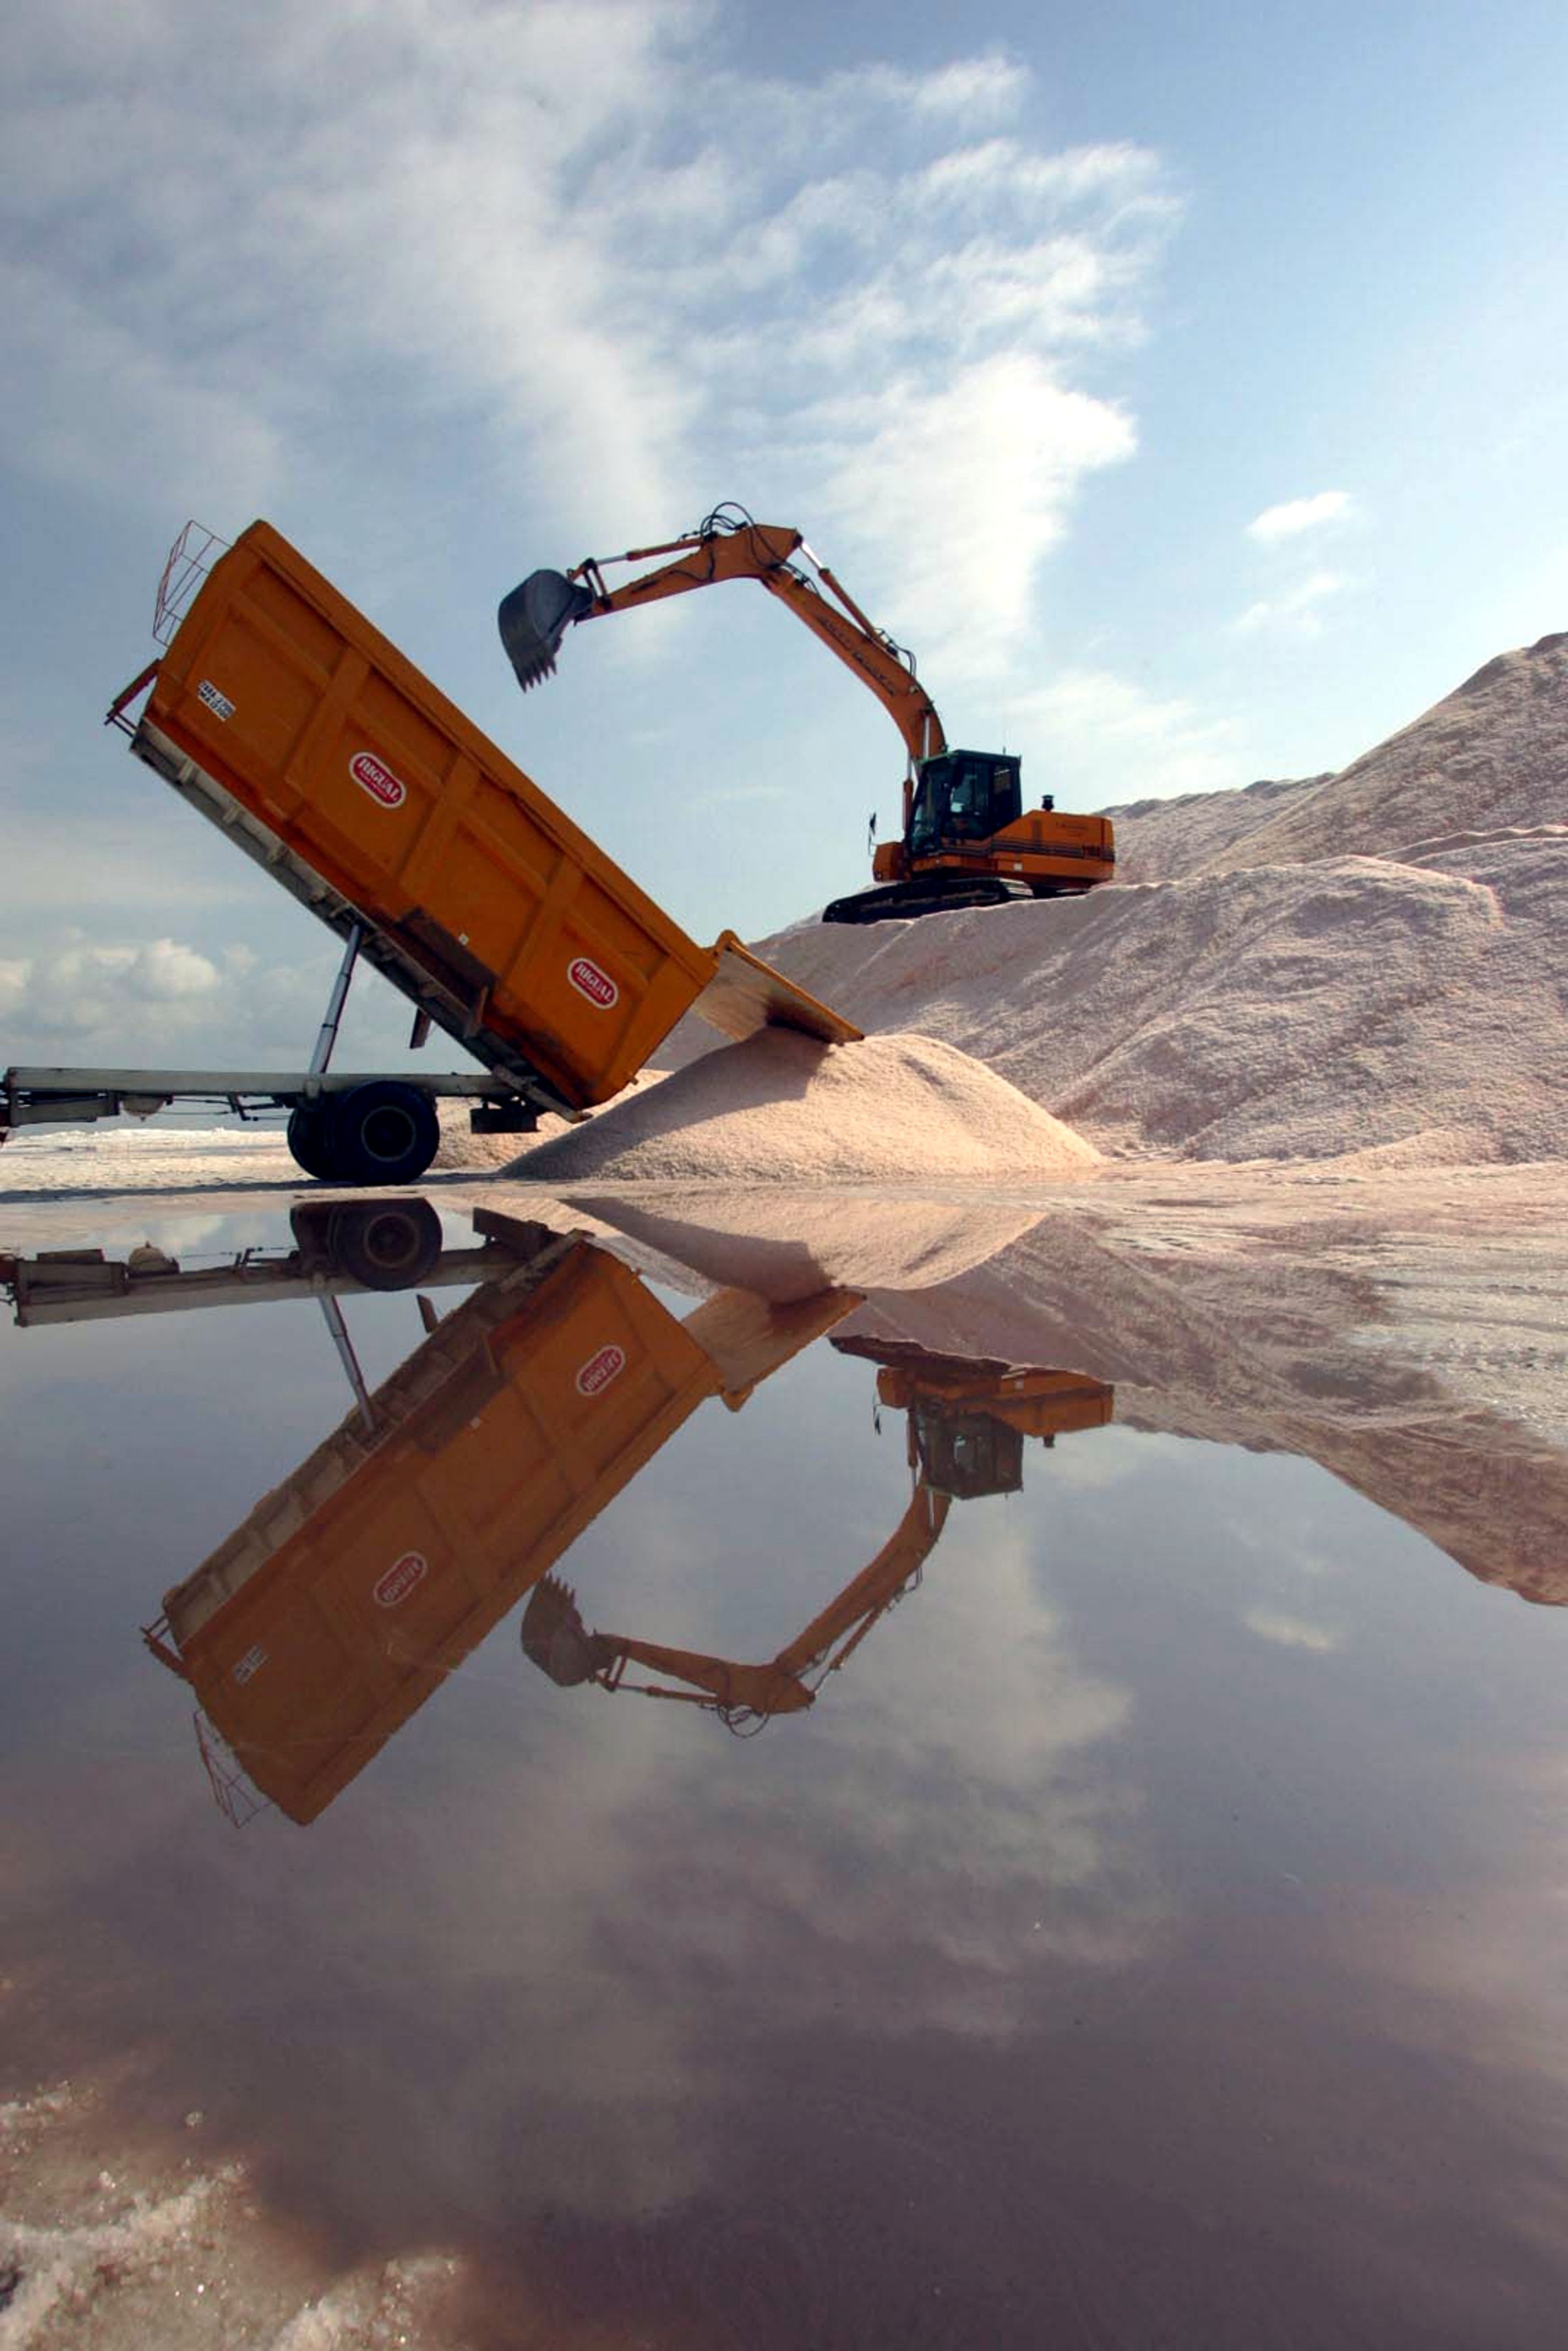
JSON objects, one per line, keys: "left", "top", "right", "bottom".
{"left": 521, "top": 1574, "right": 615, "bottom": 1686}
{"left": 498, "top": 570, "right": 595, "bottom": 692}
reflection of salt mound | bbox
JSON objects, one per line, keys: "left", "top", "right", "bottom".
{"left": 508, "top": 1030, "right": 1100, "bottom": 1185}
{"left": 540, "top": 1185, "right": 1047, "bottom": 1300}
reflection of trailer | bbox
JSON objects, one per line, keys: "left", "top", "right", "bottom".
{"left": 47, "top": 520, "right": 857, "bottom": 1186}
{"left": 0, "top": 1198, "right": 505, "bottom": 1326}
{"left": 145, "top": 1212, "right": 854, "bottom": 1824}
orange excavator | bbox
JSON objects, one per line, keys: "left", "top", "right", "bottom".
{"left": 520, "top": 1341, "right": 1114, "bottom": 1731}
{"left": 499, "top": 504, "right": 1116, "bottom": 925}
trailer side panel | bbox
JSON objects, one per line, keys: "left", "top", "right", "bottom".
{"left": 144, "top": 524, "right": 724, "bottom": 1109}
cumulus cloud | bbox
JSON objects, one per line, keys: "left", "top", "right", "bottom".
{"left": 1, "top": 1, "right": 1179, "bottom": 680}
{"left": 1246, "top": 490, "right": 1356, "bottom": 542}
{"left": 806, "top": 358, "right": 1137, "bottom": 676}
{"left": 0, "top": 930, "right": 378, "bottom": 1066}
{"left": 2, "top": 934, "right": 218, "bottom": 1042}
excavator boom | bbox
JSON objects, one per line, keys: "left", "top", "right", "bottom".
{"left": 499, "top": 502, "right": 1114, "bottom": 922}
{"left": 500, "top": 506, "right": 947, "bottom": 771}
{"left": 522, "top": 1480, "right": 950, "bottom": 1730}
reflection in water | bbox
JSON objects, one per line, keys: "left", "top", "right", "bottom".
{"left": 7, "top": 1182, "right": 1568, "bottom": 2343}
{"left": 137, "top": 1210, "right": 853, "bottom": 1823}
{"left": 3, "top": 1200, "right": 1120, "bottom": 1818}
{"left": 523, "top": 1342, "right": 1113, "bottom": 1731}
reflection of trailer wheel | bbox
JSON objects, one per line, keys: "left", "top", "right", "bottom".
{"left": 326, "top": 1081, "right": 440, "bottom": 1185}
{"left": 286, "top": 1105, "right": 336, "bottom": 1180}
{"left": 328, "top": 1199, "right": 443, "bottom": 1289}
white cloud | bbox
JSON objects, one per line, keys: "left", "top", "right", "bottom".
{"left": 1233, "top": 570, "right": 1351, "bottom": 639}
{"left": 1246, "top": 490, "right": 1355, "bottom": 542}
{"left": 1243, "top": 1608, "right": 1341, "bottom": 1653}
{"left": 0, "top": 930, "right": 346, "bottom": 1065}
{"left": 844, "top": 53, "right": 1031, "bottom": 124}
{"left": 1005, "top": 666, "right": 1241, "bottom": 800}
{"left": 3, "top": 934, "right": 220, "bottom": 1032}
{"left": 1, "top": 3, "right": 1179, "bottom": 680}
{"left": 807, "top": 358, "right": 1137, "bottom": 677}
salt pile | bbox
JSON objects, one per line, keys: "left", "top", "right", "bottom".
{"left": 1104, "top": 631, "right": 1568, "bottom": 882}
{"left": 648, "top": 629, "right": 1567, "bottom": 1168}
{"left": 507, "top": 1029, "right": 1099, "bottom": 1185}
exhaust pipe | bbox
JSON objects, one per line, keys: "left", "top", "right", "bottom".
{"left": 498, "top": 570, "right": 594, "bottom": 692}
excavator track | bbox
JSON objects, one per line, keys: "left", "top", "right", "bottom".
{"left": 821, "top": 874, "right": 1035, "bottom": 926}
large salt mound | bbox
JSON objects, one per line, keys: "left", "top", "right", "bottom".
{"left": 1170, "top": 633, "right": 1565, "bottom": 881}
{"left": 1100, "top": 773, "right": 1327, "bottom": 885}
{"left": 1101, "top": 634, "right": 1566, "bottom": 889}
{"left": 659, "top": 830, "right": 1568, "bottom": 1163}
{"left": 506, "top": 1029, "right": 1100, "bottom": 1184}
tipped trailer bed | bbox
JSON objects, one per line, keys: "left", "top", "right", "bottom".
{"left": 85, "top": 520, "right": 858, "bottom": 1184}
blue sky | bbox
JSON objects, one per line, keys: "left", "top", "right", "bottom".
{"left": 2, "top": 0, "right": 1564, "bottom": 1070}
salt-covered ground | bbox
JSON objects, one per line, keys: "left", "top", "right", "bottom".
{"left": 0, "top": 2073, "right": 478, "bottom": 2349}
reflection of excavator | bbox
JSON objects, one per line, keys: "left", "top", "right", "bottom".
{"left": 521, "top": 1341, "right": 1114, "bottom": 1732}
{"left": 499, "top": 505, "right": 1115, "bottom": 925}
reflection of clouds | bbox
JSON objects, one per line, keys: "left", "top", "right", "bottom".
{"left": 1047, "top": 1424, "right": 1170, "bottom": 1492}
{"left": 264, "top": 1509, "right": 1162, "bottom": 2221}
{"left": 1243, "top": 1608, "right": 1341, "bottom": 1653}
{"left": 598, "top": 1515, "right": 1163, "bottom": 2054}
{"left": 1293, "top": 1763, "right": 1568, "bottom": 2296}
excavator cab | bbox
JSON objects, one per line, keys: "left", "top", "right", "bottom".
{"left": 907, "top": 751, "right": 1025, "bottom": 857}
{"left": 909, "top": 1399, "right": 1025, "bottom": 1501}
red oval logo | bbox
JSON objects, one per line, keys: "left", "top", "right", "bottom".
{"left": 575, "top": 1344, "right": 626, "bottom": 1398}
{"left": 567, "top": 956, "right": 619, "bottom": 1009}
{"left": 373, "top": 1550, "right": 428, "bottom": 1609}
{"left": 350, "top": 750, "right": 408, "bottom": 808}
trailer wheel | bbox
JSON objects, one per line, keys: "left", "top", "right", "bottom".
{"left": 286, "top": 1105, "right": 337, "bottom": 1180}
{"left": 326, "top": 1081, "right": 441, "bottom": 1184}
{"left": 327, "top": 1199, "right": 444, "bottom": 1289}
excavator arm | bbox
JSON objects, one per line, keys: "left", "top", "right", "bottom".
{"left": 522, "top": 1479, "right": 951, "bottom": 1732}
{"left": 500, "top": 504, "right": 947, "bottom": 775}
{"left": 519, "top": 1354, "right": 1116, "bottom": 1734}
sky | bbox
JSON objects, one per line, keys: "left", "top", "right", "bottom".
{"left": 2, "top": 0, "right": 1565, "bottom": 1073}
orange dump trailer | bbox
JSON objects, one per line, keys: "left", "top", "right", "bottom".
{"left": 118, "top": 522, "right": 858, "bottom": 1138}
{"left": 149, "top": 1217, "right": 854, "bottom": 1823}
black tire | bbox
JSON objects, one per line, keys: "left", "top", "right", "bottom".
{"left": 325, "top": 1081, "right": 440, "bottom": 1185}
{"left": 286, "top": 1105, "right": 337, "bottom": 1181}
{"left": 326, "top": 1199, "right": 444, "bottom": 1290}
